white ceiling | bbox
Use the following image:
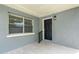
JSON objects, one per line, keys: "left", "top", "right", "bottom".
{"left": 5, "top": 4, "right": 79, "bottom": 17}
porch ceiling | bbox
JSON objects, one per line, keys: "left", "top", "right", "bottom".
{"left": 5, "top": 4, "right": 79, "bottom": 17}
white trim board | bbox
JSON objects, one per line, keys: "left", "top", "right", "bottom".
{"left": 7, "top": 33, "right": 35, "bottom": 38}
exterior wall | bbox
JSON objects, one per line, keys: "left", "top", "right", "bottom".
{"left": 53, "top": 7, "right": 79, "bottom": 49}
{"left": 0, "top": 5, "right": 40, "bottom": 53}
{"left": 42, "top": 7, "right": 79, "bottom": 49}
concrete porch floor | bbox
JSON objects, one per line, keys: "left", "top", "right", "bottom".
{"left": 5, "top": 40, "right": 79, "bottom": 54}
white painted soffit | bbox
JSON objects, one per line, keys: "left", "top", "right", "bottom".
{"left": 5, "top": 4, "right": 79, "bottom": 17}
{"left": 4, "top": 4, "right": 38, "bottom": 17}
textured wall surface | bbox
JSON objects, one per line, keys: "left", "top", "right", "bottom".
{"left": 53, "top": 7, "right": 79, "bottom": 49}
{"left": 0, "top": 5, "right": 40, "bottom": 53}
{"left": 48, "top": 7, "right": 79, "bottom": 49}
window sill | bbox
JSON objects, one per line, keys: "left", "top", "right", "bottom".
{"left": 7, "top": 33, "right": 35, "bottom": 38}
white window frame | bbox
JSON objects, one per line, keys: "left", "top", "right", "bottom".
{"left": 7, "top": 13, "right": 35, "bottom": 38}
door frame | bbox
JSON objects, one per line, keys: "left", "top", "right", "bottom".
{"left": 42, "top": 16, "right": 53, "bottom": 40}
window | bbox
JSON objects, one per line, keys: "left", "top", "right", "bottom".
{"left": 9, "top": 14, "right": 33, "bottom": 34}
{"left": 9, "top": 15, "right": 23, "bottom": 34}
{"left": 24, "top": 19, "right": 33, "bottom": 33}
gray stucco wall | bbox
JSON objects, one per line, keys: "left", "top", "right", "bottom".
{"left": 42, "top": 7, "right": 79, "bottom": 49}
{"left": 0, "top": 5, "right": 40, "bottom": 53}
{"left": 53, "top": 7, "right": 79, "bottom": 49}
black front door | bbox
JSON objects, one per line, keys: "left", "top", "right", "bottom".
{"left": 44, "top": 19, "right": 52, "bottom": 40}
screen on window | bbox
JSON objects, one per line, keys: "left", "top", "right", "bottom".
{"left": 24, "top": 19, "right": 33, "bottom": 33}
{"left": 9, "top": 14, "right": 33, "bottom": 34}
{"left": 9, "top": 15, "right": 23, "bottom": 34}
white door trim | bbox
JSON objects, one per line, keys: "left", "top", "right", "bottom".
{"left": 42, "top": 16, "right": 53, "bottom": 40}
